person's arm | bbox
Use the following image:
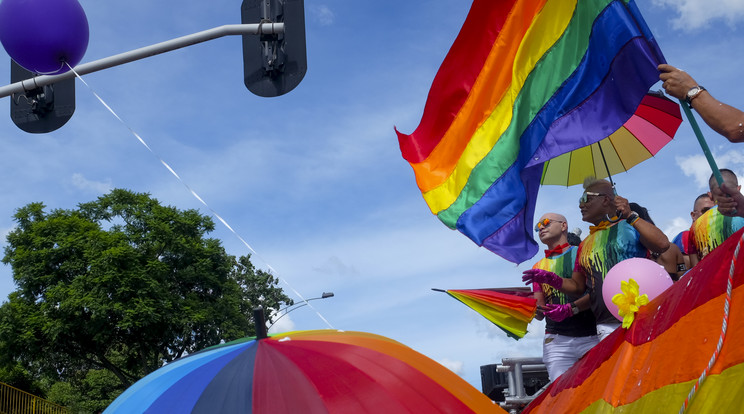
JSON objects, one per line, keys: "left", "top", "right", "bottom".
{"left": 656, "top": 244, "right": 685, "bottom": 281}
{"left": 633, "top": 218, "right": 671, "bottom": 254}
{"left": 615, "top": 195, "right": 670, "bottom": 253}
{"left": 689, "top": 251, "right": 700, "bottom": 267}
{"left": 573, "top": 294, "right": 591, "bottom": 312}
{"left": 659, "top": 64, "right": 744, "bottom": 143}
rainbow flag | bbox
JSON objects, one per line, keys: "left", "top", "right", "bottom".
{"left": 397, "top": 0, "right": 664, "bottom": 263}
{"left": 523, "top": 228, "right": 744, "bottom": 413}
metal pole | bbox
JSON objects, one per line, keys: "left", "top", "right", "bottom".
{"left": 253, "top": 307, "right": 268, "bottom": 339}
{"left": 514, "top": 362, "right": 526, "bottom": 398}
{"left": 679, "top": 98, "right": 724, "bottom": 186}
{"left": 0, "top": 23, "right": 284, "bottom": 99}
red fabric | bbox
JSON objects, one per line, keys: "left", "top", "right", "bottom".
{"left": 254, "top": 340, "right": 477, "bottom": 413}
{"left": 396, "top": 0, "right": 516, "bottom": 163}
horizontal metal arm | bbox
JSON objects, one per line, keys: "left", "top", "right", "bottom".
{"left": 0, "top": 22, "right": 284, "bottom": 98}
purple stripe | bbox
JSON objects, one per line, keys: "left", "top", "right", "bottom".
{"left": 527, "top": 37, "right": 662, "bottom": 168}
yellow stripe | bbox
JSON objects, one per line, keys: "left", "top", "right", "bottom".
{"left": 422, "top": 0, "right": 577, "bottom": 213}
{"left": 573, "top": 362, "right": 744, "bottom": 413}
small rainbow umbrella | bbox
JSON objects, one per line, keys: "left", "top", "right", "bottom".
{"left": 540, "top": 91, "right": 682, "bottom": 186}
{"left": 434, "top": 287, "right": 537, "bottom": 340}
{"left": 104, "top": 311, "right": 505, "bottom": 414}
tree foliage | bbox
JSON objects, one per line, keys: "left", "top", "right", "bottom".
{"left": 0, "top": 189, "right": 292, "bottom": 409}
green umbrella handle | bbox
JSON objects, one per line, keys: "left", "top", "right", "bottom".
{"left": 679, "top": 98, "right": 724, "bottom": 186}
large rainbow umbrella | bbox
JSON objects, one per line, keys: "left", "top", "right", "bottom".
{"left": 434, "top": 287, "right": 537, "bottom": 340}
{"left": 104, "top": 322, "right": 505, "bottom": 413}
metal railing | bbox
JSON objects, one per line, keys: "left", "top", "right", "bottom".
{"left": 481, "top": 357, "right": 550, "bottom": 414}
{"left": 0, "top": 382, "right": 69, "bottom": 414}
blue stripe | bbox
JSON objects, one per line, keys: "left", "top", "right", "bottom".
{"left": 104, "top": 340, "right": 257, "bottom": 414}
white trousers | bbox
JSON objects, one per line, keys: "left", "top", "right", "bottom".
{"left": 543, "top": 333, "right": 600, "bottom": 381}
{"left": 596, "top": 322, "right": 622, "bottom": 342}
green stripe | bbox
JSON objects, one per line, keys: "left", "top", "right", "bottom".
{"left": 437, "top": 0, "right": 612, "bottom": 228}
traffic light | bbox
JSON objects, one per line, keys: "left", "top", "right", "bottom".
{"left": 241, "top": 0, "right": 307, "bottom": 97}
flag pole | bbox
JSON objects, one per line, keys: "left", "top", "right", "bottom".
{"left": 678, "top": 99, "right": 724, "bottom": 186}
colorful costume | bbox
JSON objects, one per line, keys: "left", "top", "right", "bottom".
{"left": 689, "top": 205, "right": 744, "bottom": 260}
{"left": 672, "top": 229, "right": 691, "bottom": 254}
{"left": 534, "top": 245, "right": 597, "bottom": 380}
{"left": 575, "top": 221, "right": 646, "bottom": 326}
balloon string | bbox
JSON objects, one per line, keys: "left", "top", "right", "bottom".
{"left": 678, "top": 232, "right": 741, "bottom": 413}
{"left": 64, "top": 63, "right": 334, "bottom": 331}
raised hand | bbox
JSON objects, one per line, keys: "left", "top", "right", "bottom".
{"left": 541, "top": 303, "right": 574, "bottom": 322}
{"left": 522, "top": 269, "right": 563, "bottom": 290}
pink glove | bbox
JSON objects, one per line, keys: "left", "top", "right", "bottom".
{"left": 522, "top": 269, "right": 563, "bottom": 290}
{"left": 542, "top": 303, "right": 573, "bottom": 322}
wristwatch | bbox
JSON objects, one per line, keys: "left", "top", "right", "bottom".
{"left": 685, "top": 86, "right": 706, "bottom": 106}
{"left": 571, "top": 303, "right": 579, "bottom": 315}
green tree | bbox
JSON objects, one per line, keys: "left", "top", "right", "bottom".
{"left": 0, "top": 189, "right": 291, "bottom": 409}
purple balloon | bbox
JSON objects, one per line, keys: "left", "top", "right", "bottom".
{"left": 0, "top": 0, "right": 89, "bottom": 75}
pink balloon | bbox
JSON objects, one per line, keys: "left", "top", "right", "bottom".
{"left": 0, "top": 0, "right": 89, "bottom": 75}
{"left": 602, "top": 257, "right": 673, "bottom": 322}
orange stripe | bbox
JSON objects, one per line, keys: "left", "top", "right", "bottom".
{"left": 409, "top": 0, "right": 549, "bottom": 192}
{"left": 527, "top": 284, "right": 744, "bottom": 413}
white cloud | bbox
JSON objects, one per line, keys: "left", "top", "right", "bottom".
{"left": 663, "top": 216, "right": 691, "bottom": 240}
{"left": 309, "top": 5, "right": 335, "bottom": 26}
{"left": 267, "top": 311, "right": 296, "bottom": 334}
{"left": 675, "top": 149, "right": 744, "bottom": 189}
{"left": 653, "top": 0, "right": 744, "bottom": 30}
{"left": 71, "top": 173, "right": 112, "bottom": 194}
{"left": 437, "top": 358, "right": 464, "bottom": 375}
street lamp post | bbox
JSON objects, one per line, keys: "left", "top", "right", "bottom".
{"left": 267, "top": 292, "right": 334, "bottom": 330}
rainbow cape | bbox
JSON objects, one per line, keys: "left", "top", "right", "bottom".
{"left": 396, "top": 0, "right": 664, "bottom": 263}
{"left": 524, "top": 229, "right": 744, "bottom": 413}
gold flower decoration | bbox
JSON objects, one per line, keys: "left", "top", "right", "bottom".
{"left": 611, "top": 278, "right": 649, "bottom": 329}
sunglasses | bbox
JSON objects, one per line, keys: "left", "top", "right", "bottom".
{"left": 701, "top": 206, "right": 711, "bottom": 214}
{"left": 579, "top": 191, "right": 607, "bottom": 204}
{"left": 534, "top": 218, "right": 565, "bottom": 232}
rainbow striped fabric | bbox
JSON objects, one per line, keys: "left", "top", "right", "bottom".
{"left": 690, "top": 206, "right": 744, "bottom": 259}
{"left": 397, "top": 0, "right": 664, "bottom": 263}
{"left": 533, "top": 247, "right": 577, "bottom": 305}
{"left": 523, "top": 228, "right": 744, "bottom": 413}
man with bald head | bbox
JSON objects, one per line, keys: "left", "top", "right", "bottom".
{"left": 524, "top": 178, "right": 670, "bottom": 340}
{"left": 688, "top": 169, "right": 744, "bottom": 263}
{"left": 531, "top": 212, "right": 597, "bottom": 381}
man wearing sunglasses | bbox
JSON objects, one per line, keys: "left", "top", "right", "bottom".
{"left": 531, "top": 213, "right": 597, "bottom": 381}
{"left": 523, "top": 178, "right": 670, "bottom": 340}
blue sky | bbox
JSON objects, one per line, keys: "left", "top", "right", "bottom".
{"left": 1, "top": 0, "right": 744, "bottom": 389}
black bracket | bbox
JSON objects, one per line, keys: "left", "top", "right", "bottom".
{"left": 10, "top": 61, "right": 75, "bottom": 133}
